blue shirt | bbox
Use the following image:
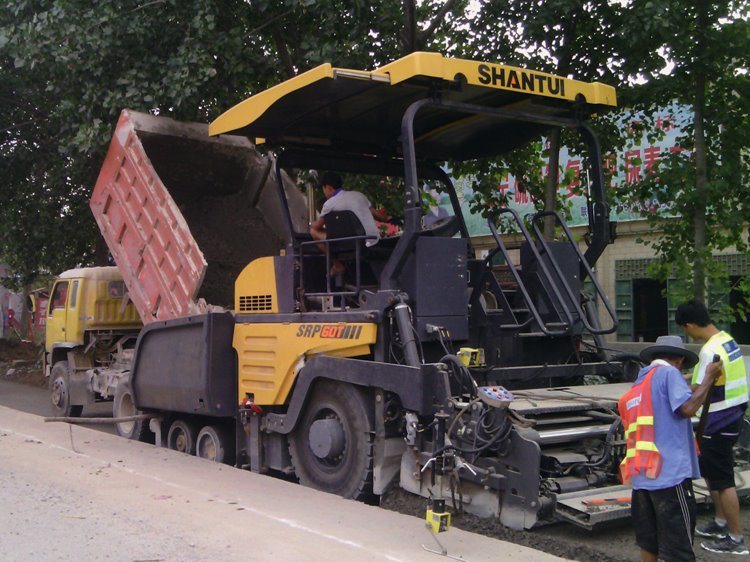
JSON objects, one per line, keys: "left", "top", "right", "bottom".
{"left": 631, "top": 360, "right": 701, "bottom": 491}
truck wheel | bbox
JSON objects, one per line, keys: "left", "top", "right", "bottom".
{"left": 167, "top": 419, "right": 197, "bottom": 455}
{"left": 49, "top": 361, "right": 83, "bottom": 418}
{"left": 113, "top": 381, "right": 150, "bottom": 442}
{"left": 196, "top": 425, "right": 233, "bottom": 464}
{"left": 288, "top": 380, "right": 374, "bottom": 500}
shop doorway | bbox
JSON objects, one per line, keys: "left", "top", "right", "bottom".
{"left": 633, "top": 278, "right": 668, "bottom": 342}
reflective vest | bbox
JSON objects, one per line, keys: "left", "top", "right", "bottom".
{"left": 692, "top": 331, "right": 749, "bottom": 413}
{"left": 618, "top": 367, "right": 663, "bottom": 484}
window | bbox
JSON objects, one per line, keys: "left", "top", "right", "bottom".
{"left": 49, "top": 282, "right": 69, "bottom": 312}
{"left": 70, "top": 281, "right": 79, "bottom": 309}
{"left": 108, "top": 280, "right": 126, "bottom": 298}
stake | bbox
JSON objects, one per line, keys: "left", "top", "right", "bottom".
{"left": 44, "top": 414, "right": 154, "bottom": 424}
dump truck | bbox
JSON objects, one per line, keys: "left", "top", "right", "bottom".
{"left": 46, "top": 267, "right": 141, "bottom": 418}
{"left": 45, "top": 52, "right": 749, "bottom": 530}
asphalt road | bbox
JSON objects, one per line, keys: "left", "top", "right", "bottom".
{"left": 0, "top": 378, "right": 115, "bottom": 432}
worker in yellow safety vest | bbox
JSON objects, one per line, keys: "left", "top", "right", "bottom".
{"left": 676, "top": 300, "right": 749, "bottom": 555}
{"left": 618, "top": 335, "right": 719, "bottom": 562}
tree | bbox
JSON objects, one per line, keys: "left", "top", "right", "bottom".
{"left": 447, "top": 0, "right": 629, "bottom": 237}
{"left": 1, "top": 0, "right": 273, "bottom": 285}
{"left": 1, "top": 1, "right": 480, "bottom": 285}
{"left": 617, "top": 0, "right": 750, "bottom": 312}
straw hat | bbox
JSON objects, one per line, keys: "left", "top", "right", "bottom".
{"left": 640, "top": 335, "right": 699, "bottom": 369}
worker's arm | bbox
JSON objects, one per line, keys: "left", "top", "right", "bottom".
{"left": 309, "top": 216, "right": 326, "bottom": 241}
{"left": 678, "top": 359, "right": 722, "bottom": 418}
{"left": 689, "top": 348, "right": 714, "bottom": 388}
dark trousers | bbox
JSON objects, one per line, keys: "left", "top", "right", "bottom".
{"left": 632, "top": 479, "right": 696, "bottom": 562}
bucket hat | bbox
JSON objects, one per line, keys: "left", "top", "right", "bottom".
{"left": 640, "top": 335, "right": 699, "bottom": 369}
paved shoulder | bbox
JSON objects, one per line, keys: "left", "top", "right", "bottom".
{"left": 0, "top": 405, "right": 562, "bottom": 562}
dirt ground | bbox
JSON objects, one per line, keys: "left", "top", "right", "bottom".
{"left": 381, "top": 488, "right": 633, "bottom": 562}
{"left": 0, "top": 340, "right": 45, "bottom": 387}
{"left": 2, "top": 337, "right": 748, "bottom": 561}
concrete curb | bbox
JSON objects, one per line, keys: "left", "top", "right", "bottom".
{"left": 0, "top": 405, "right": 562, "bottom": 562}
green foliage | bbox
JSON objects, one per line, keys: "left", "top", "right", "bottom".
{"left": 450, "top": 141, "right": 547, "bottom": 231}
{"left": 1, "top": 0, "right": 274, "bottom": 283}
{"left": 2, "top": 0, "right": 748, "bottom": 315}
{"left": 446, "top": 0, "right": 632, "bottom": 226}
{"left": 615, "top": 0, "right": 750, "bottom": 312}
{"left": 0, "top": 1, "right": 470, "bottom": 283}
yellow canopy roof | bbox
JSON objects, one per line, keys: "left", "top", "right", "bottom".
{"left": 209, "top": 52, "right": 616, "bottom": 161}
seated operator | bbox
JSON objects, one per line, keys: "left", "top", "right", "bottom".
{"left": 309, "top": 173, "right": 389, "bottom": 273}
{"left": 309, "top": 172, "right": 389, "bottom": 244}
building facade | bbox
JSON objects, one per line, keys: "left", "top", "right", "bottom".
{"left": 471, "top": 221, "right": 750, "bottom": 345}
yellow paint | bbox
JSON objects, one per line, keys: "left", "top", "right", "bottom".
{"left": 376, "top": 52, "right": 616, "bottom": 106}
{"left": 233, "top": 322, "right": 377, "bottom": 405}
{"left": 234, "top": 257, "right": 279, "bottom": 314}
{"left": 426, "top": 508, "right": 451, "bottom": 534}
{"left": 209, "top": 64, "right": 335, "bottom": 136}
{"left": 208, "top": 52, "right": 616, "bottom": 138}
{"left": 45, "top": 267, "right": 141, "bottom": 352}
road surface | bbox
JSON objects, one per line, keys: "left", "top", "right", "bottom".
{"left": 0, "top": 381, "right": 561, "bottom": 562}
{"left": 2, "top": 378, "right": 746, "bottom": 561}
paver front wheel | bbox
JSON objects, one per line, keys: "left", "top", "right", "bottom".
{"left": 288, "top": 380, "right": 374, "bottom": 500}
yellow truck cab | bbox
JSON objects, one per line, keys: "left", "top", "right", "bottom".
{"left": 46, "top": 266, "right": 141, "bottom": 417}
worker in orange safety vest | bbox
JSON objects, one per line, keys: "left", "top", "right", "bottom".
{"left": 618, "top": 335, "right": 720, "bottom": 562}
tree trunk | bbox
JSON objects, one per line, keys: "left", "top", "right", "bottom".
{"left": 94, "top": 234, "right": 110, "bottom": 266}
{"left": 692, "top": 1, "right": 708, "bottom": 303}
{"left": 544, "top": 129, "right": 562, "bottom": 240}
{"left": 272, "top": 27, "right": 296, "bottom": 79}
{"left": 18, "top": 284, "right": 32, "bottom": 341}
{"left": 402, "top": 0, "right": 417, "bottom": 54}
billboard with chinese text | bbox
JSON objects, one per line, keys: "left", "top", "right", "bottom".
{"left": 450, "top": 105, "right": 687, "bottom": 237}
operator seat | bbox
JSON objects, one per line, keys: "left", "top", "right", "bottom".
{"left": 323, "top": 211, "right": 388, "bottom": 284}
{"left": 324, "top": 210, "right": 368, "bottom": 251}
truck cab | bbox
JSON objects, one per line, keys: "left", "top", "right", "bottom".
{"left": 46, "top": 266, "right": 141, "bottom": 417}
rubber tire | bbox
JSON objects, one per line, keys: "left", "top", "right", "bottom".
{"left": 49, "top": 361, "right": 83, "bottom": 418}
{"left": 113, "top": 380, "right": 150, "bottom": 441}
{"left": 195, "top": 425, "right": 233, "bottom": 464}
{"left": 167, "top": 419, "right": 198, "bottom": 455}
{"left": 288, "top": 380, "right": 374, "bottom": 500}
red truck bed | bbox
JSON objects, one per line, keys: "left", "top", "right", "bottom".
{"left": 91, "top": 110, "right": 305, "bottom": 323}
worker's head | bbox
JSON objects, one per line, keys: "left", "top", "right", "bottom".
{"left": 640, "top": 335, "right": 698, "bottom": 370}
{"left": 675, "top": 300, "right": 713, "bottom": 340}
{"left": 319, "top": 172, "right": 343, "bottom": 199}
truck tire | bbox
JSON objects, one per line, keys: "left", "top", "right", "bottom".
{"left": 196, "top": 425, "right": 233, "bottom": 464}
{"left": 49, "top": 361, "right": 83, "bottom": 418}
{"left": 167, "top": 419, "right": 198, "bottom": 455}
{"left": 113, "top": 381, "right": 150, "bottom": 442}
{"left": 288, "top": 380, "right": 374, "bottom": 500}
